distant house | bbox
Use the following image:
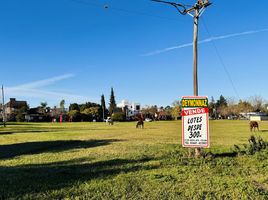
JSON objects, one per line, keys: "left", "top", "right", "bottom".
{"left": 247, "top": 112, "right": 268, "bottom": 121}
{"left": 25, "top": 106, "right": 68, "bottom": 122}
{"left": 5, "top": 98, "right": 27, "bottom": 120}
{"left": 117, "top": 100, "right": 141, "bottom": 118}
{"left": 50, "top": 107, "right": 65, "bottom": 117}
{"left": 240, "top": 112, "right": 267, "bottom": 120}
{"left": 5, "top": 98, "right": 27, "bottom": 114}
{"left": 25, "top": 108, "right": 44, "bottom": 122}
{"left": 49, "top": 107, "right": 68, "bottom": 122}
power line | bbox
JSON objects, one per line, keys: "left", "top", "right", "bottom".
{"left": 68, "top": 0, "right": 184, "bottom": 22}
{"left": 151, "top": 0, "right": 188, "bottom": 14}
{"left": 200, "top": 18, "right": 241, "bottom": 100}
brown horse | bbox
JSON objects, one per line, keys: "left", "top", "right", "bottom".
{"left": 249, "top": 121, "right": 259, "bottom": 132}
{"left": 135, "top": 113, "right": 144, "bottom": 129}
{"left": 136, "top": 120, "right": 144, "bottom": 129}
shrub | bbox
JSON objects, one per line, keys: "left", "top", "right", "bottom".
{"left": 246, "top": 135, "right": 267, "bottom": 155}
{"left": 233, "top": 135, "right": 267, "bottom": 155}
{"left": 68, "top": 110, "right": 81, "bottom": 122}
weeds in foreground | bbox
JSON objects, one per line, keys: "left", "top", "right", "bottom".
{"left": 234, "top": 135, "right": 267, "bottom": 155}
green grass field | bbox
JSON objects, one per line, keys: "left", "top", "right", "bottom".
{"left": 0, "top": 120, "right": 267, "bottom": 199}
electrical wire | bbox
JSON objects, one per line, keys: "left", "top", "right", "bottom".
{"left": 200, "top": 18, "right": 241, "bottom": 100}
{"left": 151, "top": 0, "right": 188, "bottom": 15}
{"left": 68, "top": 0, "right": 186, "bottom": 22}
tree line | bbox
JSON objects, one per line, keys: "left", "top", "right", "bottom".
{"left": 4, "top": 88, "right": 268, "bottom": 122}
{"left": 67, "top": 88, "right": 116, "bottom": 122}
{"left": 208, "top": 95, "right": 268, "bottom": 119}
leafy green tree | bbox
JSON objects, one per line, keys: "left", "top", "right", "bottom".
{"left": 89, "top": 107, "right": 100, "bottom": 117}
{"left": 69, "top": 103, "right": 80, "bottom": 111}
{"left": 79, "top": 104, "right": 87, "bottom": 112}
{"left": 82, "top": 107, "right": 99, "bottom": 117}
{"left": 39, "top": 102, "right": 48, "bottom": 114}
{"left": 237, "top": 100, "right": 253, "bottom": 113}
{"left": 68, "top": 110, "right": 81, "bottom": 122}
{"left": 79, "top": 102, "right": 100, "bottom": 112}
{"left": 40, "top": 102, "right": 47, "bottom": 108}
{"left": 208, "top": 96, "right": 216, "bottom": 118}
{"left": 69, "top": 101, "right": 103, "bottom": 121}
{"left": 81, "top": 108, "right": 92, "bottom": 121}
{"left": 109, "top": 87, "right": 116, "bottom": 115}
{"left": 171, "top": 101, "right": 181, "bottom": 120}
{"left": 216, "top": 95, "right": 228, "bottom": 119}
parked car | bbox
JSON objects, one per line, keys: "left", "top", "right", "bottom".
{"left": 145, "top": 118, "right": 153, "bottom": 122}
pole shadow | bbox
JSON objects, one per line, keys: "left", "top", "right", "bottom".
{"left": 0, "top": 139, "right": 124, "bottom": 160}
{"left": 0, "top": 157, "right": 156, "bottom": 199}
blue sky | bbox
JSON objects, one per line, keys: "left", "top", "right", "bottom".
{"left": 1, "top": 0, "right": 268, "bottom": 108}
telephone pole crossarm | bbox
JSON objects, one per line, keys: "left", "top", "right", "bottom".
{"left": 185, "top": 1, "right": 212, "bottom": 17}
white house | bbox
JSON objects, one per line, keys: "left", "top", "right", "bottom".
{"left": 117, "top": 100, "right": 141, "bottom": 118}
{"left": 240, "top": 112, "right": 268, "bottom": 121}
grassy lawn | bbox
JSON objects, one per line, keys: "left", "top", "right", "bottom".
{"left": 0, "top": 120, "right": 267, "bottom": 199}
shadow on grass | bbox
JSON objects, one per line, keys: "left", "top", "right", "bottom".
{"left": 212, "top": 152, "right": 237, "bottom": 158}
{"left": 0, "top": 139, "right": 123, "bottom": 160}
{"left": 0, "top": 157, "right": 156, "bottom": 199}
{"left": 0, "top": 125, "right": 68, "bottom": 135}
{"left": 0, "top": 130, "right": 53, "bottom": 135}
{"left": 2, "top": 122, "right": 38, "bottom": 126}
{"left": 260, "top": 130, "right": 268, "bottom": 133}
{"left": 0, "top": 131, "right": 13, "bottom": 135}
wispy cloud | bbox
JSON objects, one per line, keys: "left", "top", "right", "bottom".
{"left": 143, "top": 28, "right": 268, "bottom": 56}
{"left": 5, "top": 73, "right": 91, "bottom": 104}
{"left": 5, "top": 88, "right": 88, "bottom": 103}
{"left": 14, "top": 73, "right": 75, "bottom": 89}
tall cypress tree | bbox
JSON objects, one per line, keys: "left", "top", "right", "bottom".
{"left": 101, "top": 94, "right": 106, "bottom": 120}
{"left": 109, "top": 87, "right": 116, "bottom": 115}
{"left": 216, "top": 95, "right": 227, "bottom": 108}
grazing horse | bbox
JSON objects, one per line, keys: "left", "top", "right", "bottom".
{"left": 106, "top": 117, "right": 113, "bottom": 125}
{"left": 135, "top": 113, "right": 144, "bottom": 129}
{"left": 249, "top": 121, "right": 259, "bottom": 132}
{"left": 136, "top": 120, "right": 144, "bottom": 129}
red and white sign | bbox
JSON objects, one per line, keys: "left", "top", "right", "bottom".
{"left": 182, "top": 96, "right": 209, "bottom": 148}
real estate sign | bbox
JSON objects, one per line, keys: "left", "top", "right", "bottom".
{"left": 181, "top": 96, "right": 209, "bottom": 148}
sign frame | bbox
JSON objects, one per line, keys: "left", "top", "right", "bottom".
{"left": 181, "top": 96, "right": 209, "bottom": 148}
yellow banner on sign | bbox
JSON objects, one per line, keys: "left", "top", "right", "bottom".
{"left": 181, "top": 98, "right": 208, "bottom": 108}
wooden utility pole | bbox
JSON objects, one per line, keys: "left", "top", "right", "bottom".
{"left": 193, "top": 8, "right": 200, "bottom": 156}
{"left": 152, "top": 0, "right": 211, "bottom": 157}
{"left": 193, "top": 8, "right": 199, "bottom": 97}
